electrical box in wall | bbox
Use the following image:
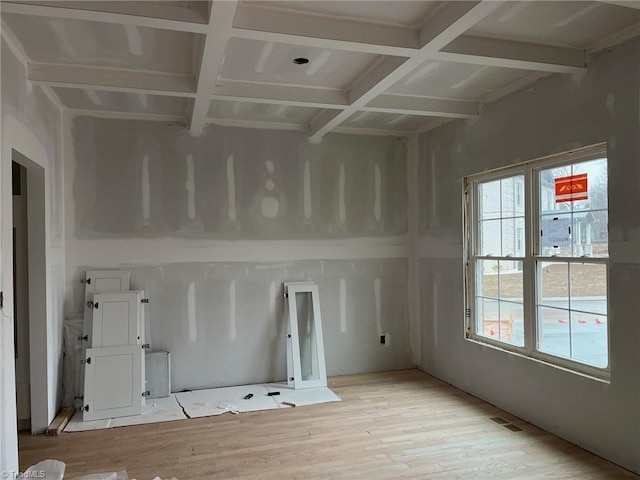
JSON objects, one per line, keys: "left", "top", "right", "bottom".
{"left": 145, "top": 351, "right": 171, "bottom": 399}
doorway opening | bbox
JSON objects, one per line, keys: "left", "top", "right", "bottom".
{"left": 12, "top": 161, "right": 30, "bottom": 432}
{"left": 11, "top": 148, "right": 47, "bottom": 434}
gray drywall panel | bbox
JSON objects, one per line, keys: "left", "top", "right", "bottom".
{"left": 2, "top": 14, "right": 196, "bottom": 74}
{"left": 417, "top": 38, "right": 640, "bottom": 472}
{"left": 2, "top": 40, "right": 63, "bottom": 245}
{"left": 1, "top": 38, "right": 65, "bottom": 467}
{"left": 52, "top": 88, "right": 191, "bottom": 116}
{"left": 69, "top": 259, "right": 412, "bottom": 392}
{"left": 71, "top": 118, "right": 407, "bottom": 239}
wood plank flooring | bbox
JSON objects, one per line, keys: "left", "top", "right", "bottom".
{"left": 18, "top": 369, "right": 638, "bottom": 479}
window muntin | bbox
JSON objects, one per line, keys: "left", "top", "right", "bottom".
{"left": 466, "top": 146, "right": 609, "bottom": 376}
{"left": 535, "top": 261, "right": 608, "bottom": 367}
{"left": 478, "top": 176, "right": 526, "bottom": 257}
{"left": 535, "top": 157, "right": 608, "bottom": 368}
{"left": 539, "top": 158, "right": 608, "bottom": 258}
{"left": 474, "top": 174, "right": 525, "bottom": 347}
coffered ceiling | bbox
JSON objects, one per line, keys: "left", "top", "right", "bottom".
{"left": 1, "top": 1, "right": 638, "bottom": 139}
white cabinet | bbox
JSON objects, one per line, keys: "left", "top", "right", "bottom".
{"left": 80, "top": 271, "right": 148, "bottom": 422}
{"left": 91, "top": 291, "right": 145, "bottom": 348}
{"left": 83, "top": 345, "right": 145, "bottom": 421}
{"left": 83, "top": 270, "right": 131, "bottom": 345}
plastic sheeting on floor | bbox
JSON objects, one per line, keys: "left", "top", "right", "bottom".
{"left": 22, "top": 459, "right": 168, "bottom": 479}
{"left": 65, "top": 383, "right": 340, "bottom": 432}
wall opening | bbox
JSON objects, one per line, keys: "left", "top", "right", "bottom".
{"left": 11, "top": 149, "right": 46, "bottom": 435}
{"left": 12, "top": 161, "right": 30, "bottom": 432}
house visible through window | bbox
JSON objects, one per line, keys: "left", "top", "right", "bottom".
{"left": 516, "top": 226, "right": 524, "bottom": 255}
{"left": 516, "top": 179, "right": 523, "bottom": 208}
{"left": 464, "top": 144, "right": 609, "bottom": 377}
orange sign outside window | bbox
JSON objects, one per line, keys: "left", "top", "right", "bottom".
{"left": 554, "top": 173, "right": 588, "bottom": 203}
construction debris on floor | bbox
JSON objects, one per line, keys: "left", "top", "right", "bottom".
{"left": 21, "top": 459, "right": 130, "bottom": 480}
{"left": 65, "top": 383, "right": 340, "bottom": 432}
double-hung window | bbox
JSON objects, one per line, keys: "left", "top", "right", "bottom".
{"left": 464, "top": 144, "right": 609, "bottom": 378}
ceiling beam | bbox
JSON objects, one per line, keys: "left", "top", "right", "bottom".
{"left": 230, "top": 3, "right": 587, "bottom": 78}
{"left": 207, "top": 117, "right": 307, "bottom": 132}
{"left": 27, "top": 63, "right": 197, "bottom": 97}
{"left": 68, "top": 109, "right": 188, "bottom": 123}
{"left": 588, "top": 22, "right": 640, "bottom": 53}
{"left": 415, "top": 117, "right": 456, "bottom": 135}
{"left": 231, "top": 2, "right": 419, "bottom": 56}
{"left": 213, "top": 80, "right": 348, "bottom": 109}
{"left": 347, "top": 56, "right": 409, "bottom": 104}
{"left": 333, "top": 126, "right": 411, "bottom": 137}
{"left": 596, "top": 0, "right": 640, "bottom": 9}
{"left": 365, "top": 94, "right": 479, "bottom": 118}
{"left": 206, "top": 117, "right": 411, "bottom": 138}
{"left": 308, "top": 1, "right": 504, "bottom": 141}
{"left": 23, "top": 62, "right": 481, "bottom": 120}
{"left": 479, "top": 71, "right": 552, "bottom": 105}
{"left": 0, "top": 1, "right": 209, "bottom": 33}
{"left": 189, "top": 1, "right": 238, "bottom": 135}
{"left": 212, "top": 80, "right": 479, "bottom": 119}
{"left": 417, "top": 1, "right": 499, "bottom": 50}
{"left": 437, "top": 35, "right": 586, "bottom": 73}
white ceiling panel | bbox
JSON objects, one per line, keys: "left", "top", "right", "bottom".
{"left": 242, "top": 1, "right": 440, "bottom": 27}
{"left": 469, "top": 1, "right": 640, "bottom": 48}
{"left": 2, "top": 13, "right": 198, "bottom": 74}
{"left": 344, "top": 111, "right": 433, "bottom": 131}
{"left": 209, "top": 100, "right": 324, "bottom": 125}
{"left": 388, "top": 59, "right": 532, "bottom": 101}
{"left": 219, "top": 38, "right": 381, "bottom": 90}
{"left": 2, "top": 0, "right": 636, "bottom": 137}
{"left": 52, "top": 88, "right": 191, "bottom": 115}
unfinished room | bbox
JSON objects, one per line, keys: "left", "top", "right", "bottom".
{"left": 0, "top": 0, "right": 639, "bottom": 478}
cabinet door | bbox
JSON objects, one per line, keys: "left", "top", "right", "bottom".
{"left": 83, "top": 270, "right": 130, "bottom": 345}
{"left": 91, "top": 291, "right": 144, "bottom": 348}
{"left": 83, "top": 346, "right": 144, "bottom": 421}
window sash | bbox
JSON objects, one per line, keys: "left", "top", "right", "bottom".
{"left": 464, "top": 144, "right": 609, "bottom": 378}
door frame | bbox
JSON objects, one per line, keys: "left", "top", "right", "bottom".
{"left": 12, "top": 162, "right": 31, "bottom": 431}
{"left": 15, "top": 150, "right": 47, "bottom": 432}
{"left": 1, "top": 115, "right": 51, "bottom": 471}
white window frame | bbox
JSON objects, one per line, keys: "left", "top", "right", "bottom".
{"left": 463, "top": 144, "right": 609, "bottom": 379}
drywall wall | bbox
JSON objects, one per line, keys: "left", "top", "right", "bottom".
{"left": 70, "top": 260, "right": 410, "bottom": 391}
{"left": 0, "top": 37, "right": 65, "bottom": 472}
{"left": 71, "top": 118, "right": 407, "bottom": 239}
{"left": 417, "top": 38, "right": 640, "bottom": 472}
{"left": 64, "top": 119, "right": 414, "bottom": 391}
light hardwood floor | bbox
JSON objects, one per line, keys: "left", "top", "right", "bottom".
{"left": 19, "top": 369, "right": 638, "bottom": 479}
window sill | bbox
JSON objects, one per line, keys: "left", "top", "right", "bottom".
{"left": 465, "top": 334, "right": 611, "bottom": 384}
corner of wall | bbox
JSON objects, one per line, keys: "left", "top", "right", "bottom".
{"left": 407, "top": 133, "right": 421, "bottom": 367}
